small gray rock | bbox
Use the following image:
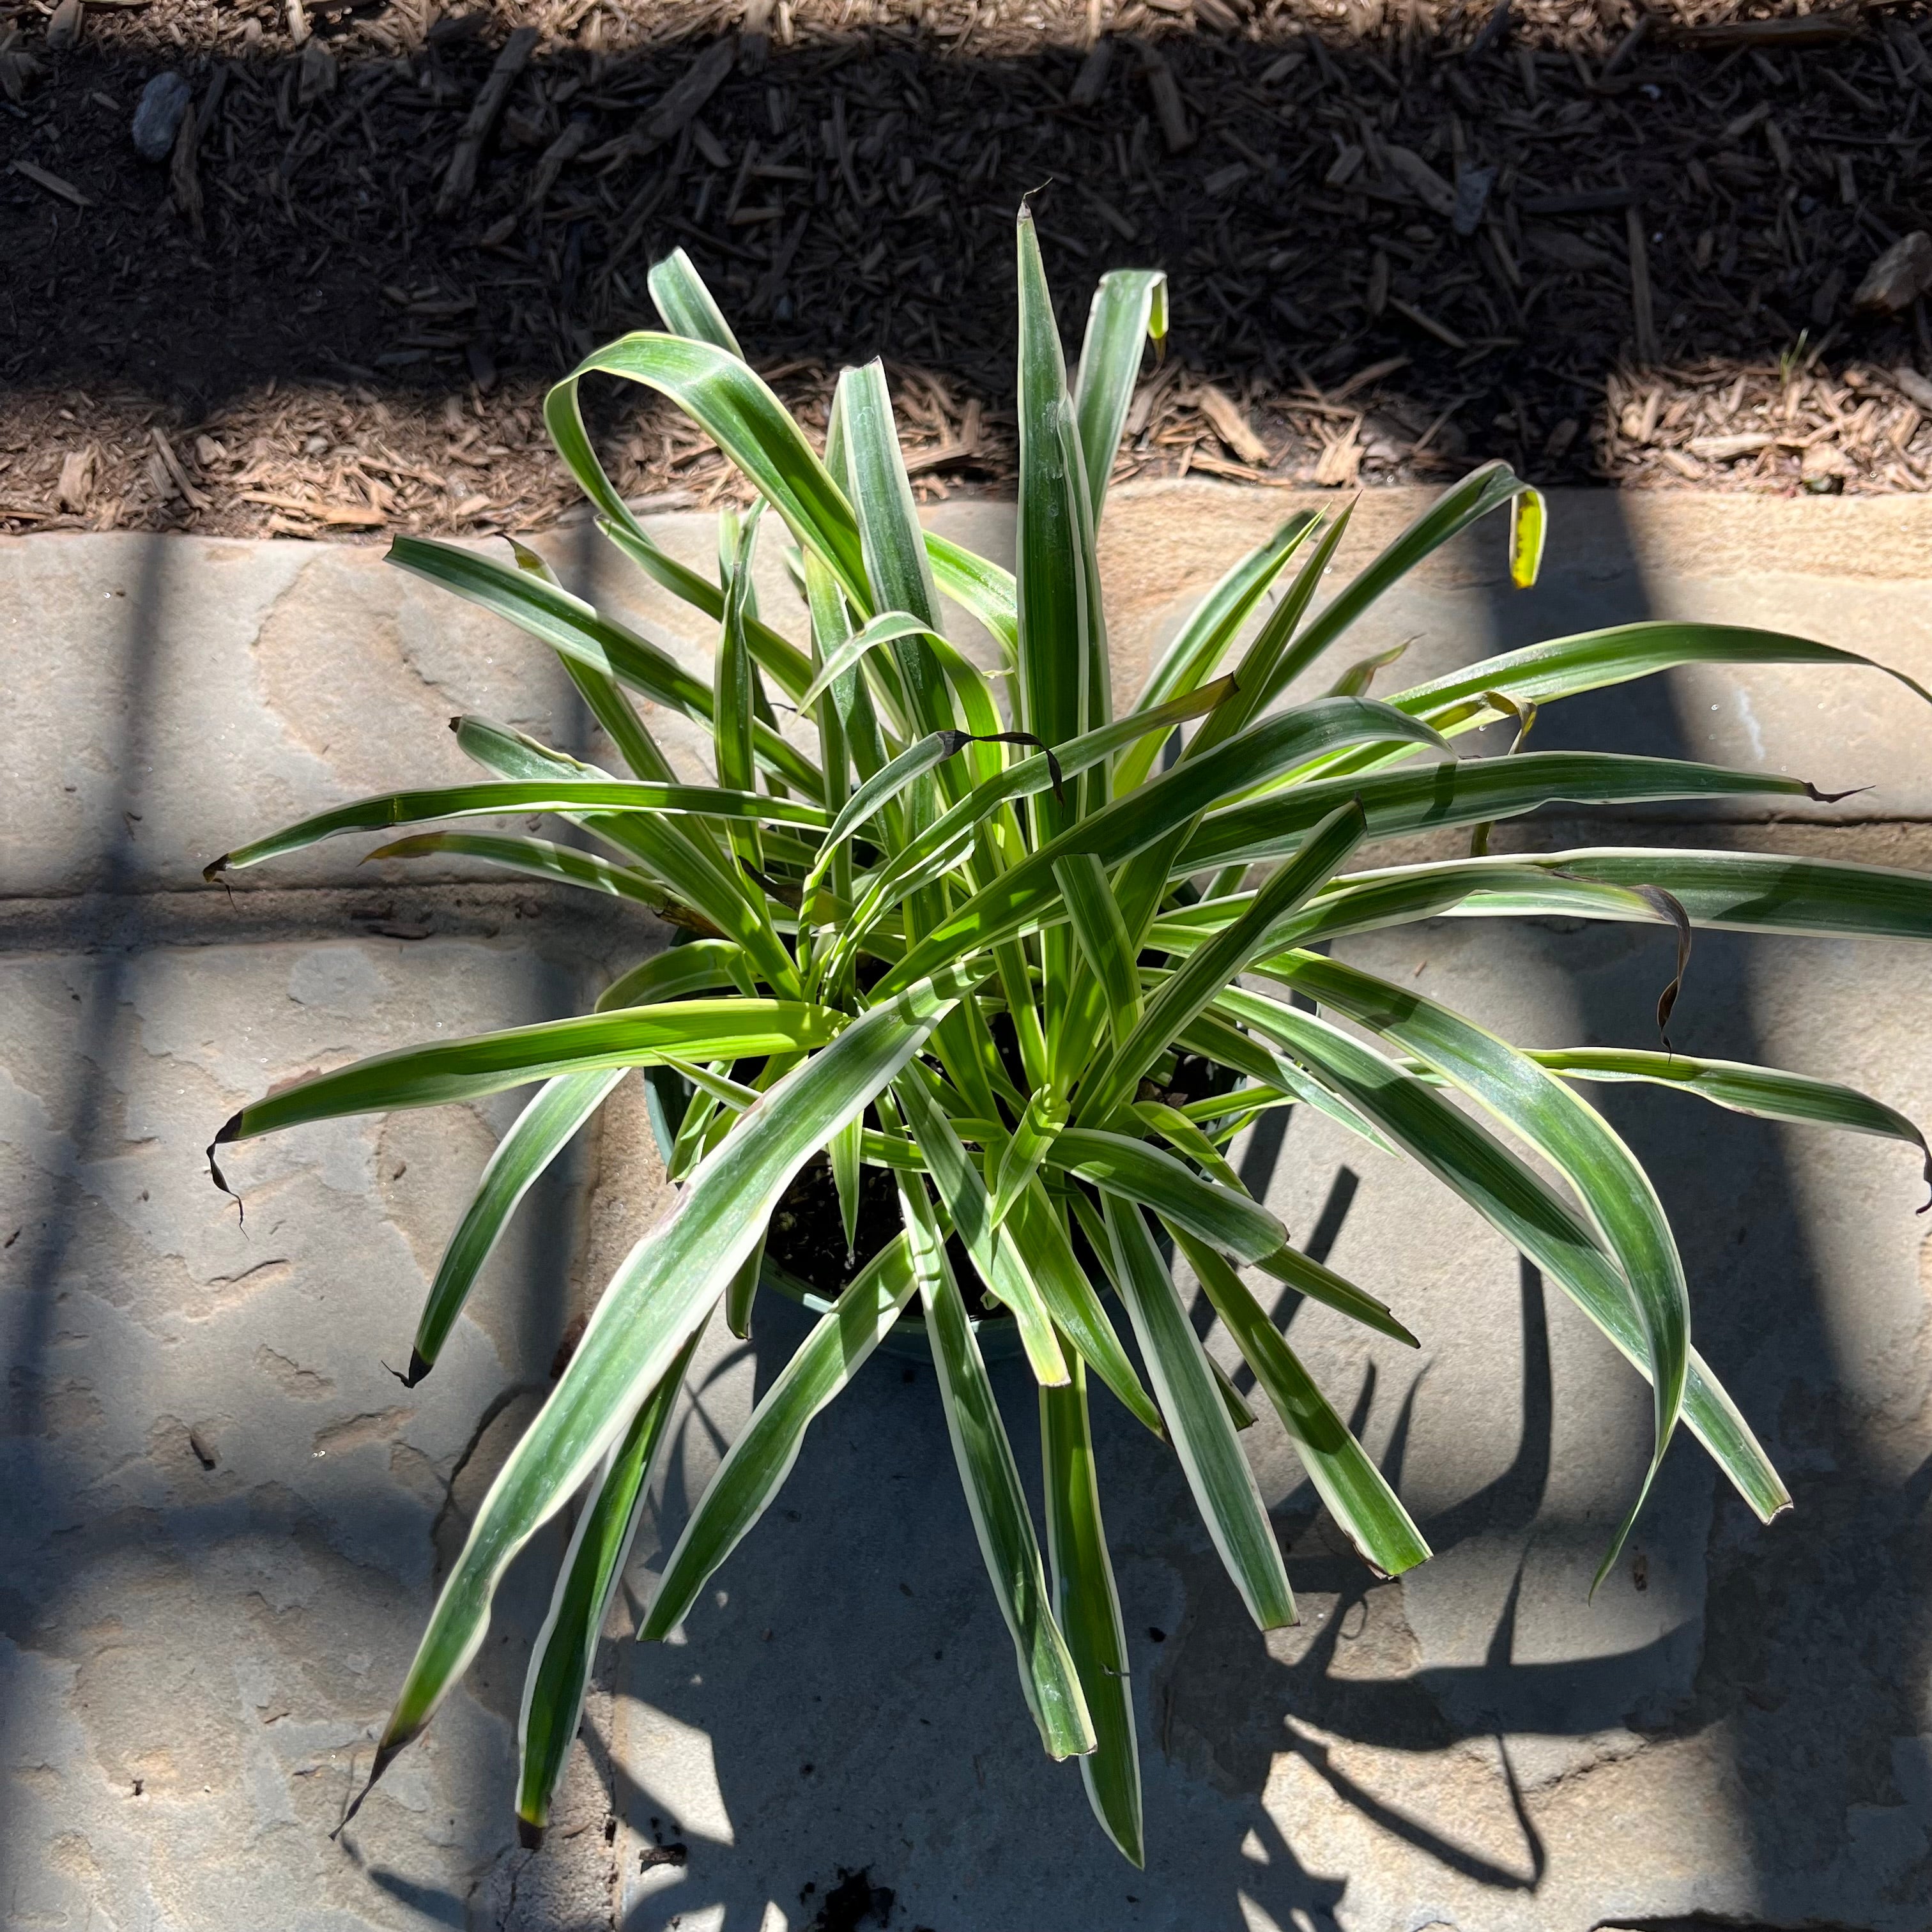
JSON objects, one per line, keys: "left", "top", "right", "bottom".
{"left": 1452, "top": 165, "right": 1496, "bottom": 238}
{"left": 132, "top": 71, "right": 191, "bottom": 163}
{"left": 1853, "top": 230, "right": 1932, "bottom": 316}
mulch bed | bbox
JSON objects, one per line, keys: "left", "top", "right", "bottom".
{"left": 7, "top": 0, "right": 1932, "bottom": 540}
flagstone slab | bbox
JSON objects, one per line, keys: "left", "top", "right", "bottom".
{"left": 4, "top": 487, "right": 1930, "bottom": 1931}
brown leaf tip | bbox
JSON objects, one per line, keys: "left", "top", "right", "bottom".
{"left": 331, "top": 1737, "right": 406, "bottom": 1843}
{"left": 206, "top": 1126, "right": 245, "bottom": 1225}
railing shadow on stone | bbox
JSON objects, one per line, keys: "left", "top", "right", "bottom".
{"left": 0, "top": 528, "right": 630, "bottom": 1926}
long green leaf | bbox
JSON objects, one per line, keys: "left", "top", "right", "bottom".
{"left": 444, "top": 718, "right": 799, "bottom": 993}
{"left": 1041, "top": 1360, "right": 1142, "bottom": 1865}
{"left": 1116, "top": 513, "right": 1321, "bottom": 792}
{"left": 641, "top": 1234, "right": 919, "bottom": 1641}
{"left": 1275, "top": 950, "right": 1691, "bottom": 1585}
{"left": 1073, "top": 267, "right": 1167, "bottom": 527}
{"left": 597, "top": 940, "right": 754, "bottom": 1011}
{"left": 878, "top": 697, "right": 1451, "bottom": 993}
{"left": 213, "top": 999, "right": 846, "bottom": 1146}
{"left": 548, "top": 334, "right": 871, "bottom": 611}
{"left": 1055, "top": 854, "right": 1142, "bottom": 1049}
{"left": 1099, "top": 1193, "right": 1294, "bottom": 1630}
{"left": 1172, "top": 1229, "right": 1429, "bottom": 1579}
{"left": 408, "top": 1069, "right": 625, "bottom": 1384}
{"left": 1080, "top": 800, "right": 1367, "bottom": 1125}
{"left": 336, "top": 960, "right": 989, "bottom": 1821}
{"left": 988, "top": 1087, "right": 1068, "bottom": 1236}
{"left": 206, "top": 779, "right": 827, "bottom": 877}
{"left": 1248, "top": 1240, "right": 1419, "bottom": 1348}
{"left": 1527, "top": 1048, "right": 1932, "bottom": 1202}
{"left": 1390, "top": 618, "right": 1932, "bottom": 727}
{"left": 389, "top": 535, "right": 707, "bottom": 716}
{"left": 1221, "top": 988, "right": 1790, "bottom": 1526}
{"left": 891, "top": 1066, "right": 1073, "bottom": 1388}
{"left": 648, "top": 246, "right": 744, "bottom": 356}
{"left": 595, "top": 514, "right": 817, "bottom": 705}
{"left": 713, "top": 504, "right": 766, "bottom": 870}
{"left": 1257, "top": 459, "right": 1538, "bottom": 704}
{"left": 1015, "top": 203, "right": 1096, "bottom": 806}
{"left": 1186, "top": 509, "right": 1358, "bottom": 765}
{"left": 839, "top": 362, "right": 958, "bottom": 758}
{"left": 364, "top": 832, "right": 686, "bottom": 912}
{"left": 388, "top": 536, "right": 820, "bottom": 792}
{"left": 797, "top": 610, "right": 953, "bottom": 713}
{"left": 905, "top": 1168, "right": 1096, "bottom": 1760}
{"left": 1432, "top": 847, "right": 1932, "bottom": 944}
{"left": 927, "top": 532, "right": 1019, "bottom": 660}
{"left": 818, "top": 682, "right": 1236, "bottom": 976}
{"left": 1131, "top": 1100, "right": 1245, "bottom": 1192}
{"left": 1181, "top": 751, "right": 1841, "bottom": 873}
{"left": 503, "top": 538, "right": 680, "bottom": 785}
{"left": 1052, "top": 1126, "right": 1285, "bottom": 1262}
{"left": 515, "top": 1327, "right": 702, "bottom": 1844}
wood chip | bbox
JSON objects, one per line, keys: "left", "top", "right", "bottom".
{"left": 1451, "top": 166, "right": 1494, "bottom": 239}
{"left": 240, "top": 490, "right": 385, "bottom": 525}
{"left": 1687, "top": 433, "right": 1775, "bottom": 461}
{"left": 1069, "top": 35, "right": 1113, "bottom": 110}
{"left": 1672, "top": 13, "right": 1858, "bottom": 48}
{"left": 1314, "top": 421, "right": 1363, "bottom": 487}
{"left": 296, "top": 39, "right": 337, "bottom": 106}
{"left": 1324, "top": 143, "right": 1363, "bottom": 190}
{"left": 1467, "top": 0, "right": 1512, "bottom": 59}
{"left": 1196, "top": 384, "right": 1269, "bottom": 465}
{"left": 56, "top": 448, "right": 95, "bottom": 514}
{"left": 151, "top": 428, "right": 209, "bottom": 511}
{"left": 436, "top": 25, "right": 539, "bottom": 217}
{"left": 11, "top": 159, "right": 89, "bottom": 208}
{"left": 1892, "top": 367, "right": 1932, "bottom": 413}
{"left": 1517, "top": 187, "right": 1637, "bottom": 217}
{"left": 1186, "top": 449, "right": 1285, "bottom": 485}
{"left": 45, "top": 0, "right": 82, "bottom": 50}
{"left": 526, "top": 116, "right": 590, "bottom": 211}
{"left": 588, "top": 36, "right": 737, "bottom": 164}
{"left": 1388, "top": 297, "right": 1467, "bottom": 351}
{"left": 1383, "top": 145, "right": 1457, "bottom": 220}
{"left": 1138, "top": 42, "right": 1194, "bottom": 155}
{"left": 1331, "top": 355, "right": 1410, "bottom": 404}
{"left": 170, "top": 102, "right": 203, "bottom": 241}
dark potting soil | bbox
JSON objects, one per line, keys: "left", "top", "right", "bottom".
{"left": 764, "top": 1147, "right": 1000, "bottom": 1319}
{"left": 762, "top": 1035, "right": 1236, "bottom": 1313}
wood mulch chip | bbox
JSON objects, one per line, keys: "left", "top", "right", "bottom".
{"left": 9, "top": 0, "right": 1932, "bottom": 539}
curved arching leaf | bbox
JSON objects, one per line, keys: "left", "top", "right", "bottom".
{"left": 335, "top": 959, "right": 992, "bottom": 1825}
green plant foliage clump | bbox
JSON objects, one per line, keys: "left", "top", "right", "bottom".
{"left": 208, "top": 212, "right": 1932, "bottom": 1864}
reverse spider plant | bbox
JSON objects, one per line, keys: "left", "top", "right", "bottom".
{"left": 206, "top": 215, "right": 1932, "bottom": 1863}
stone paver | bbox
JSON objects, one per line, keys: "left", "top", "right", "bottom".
{"left": 3, "top": 487, "right": 1930, "bottom": 1932}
